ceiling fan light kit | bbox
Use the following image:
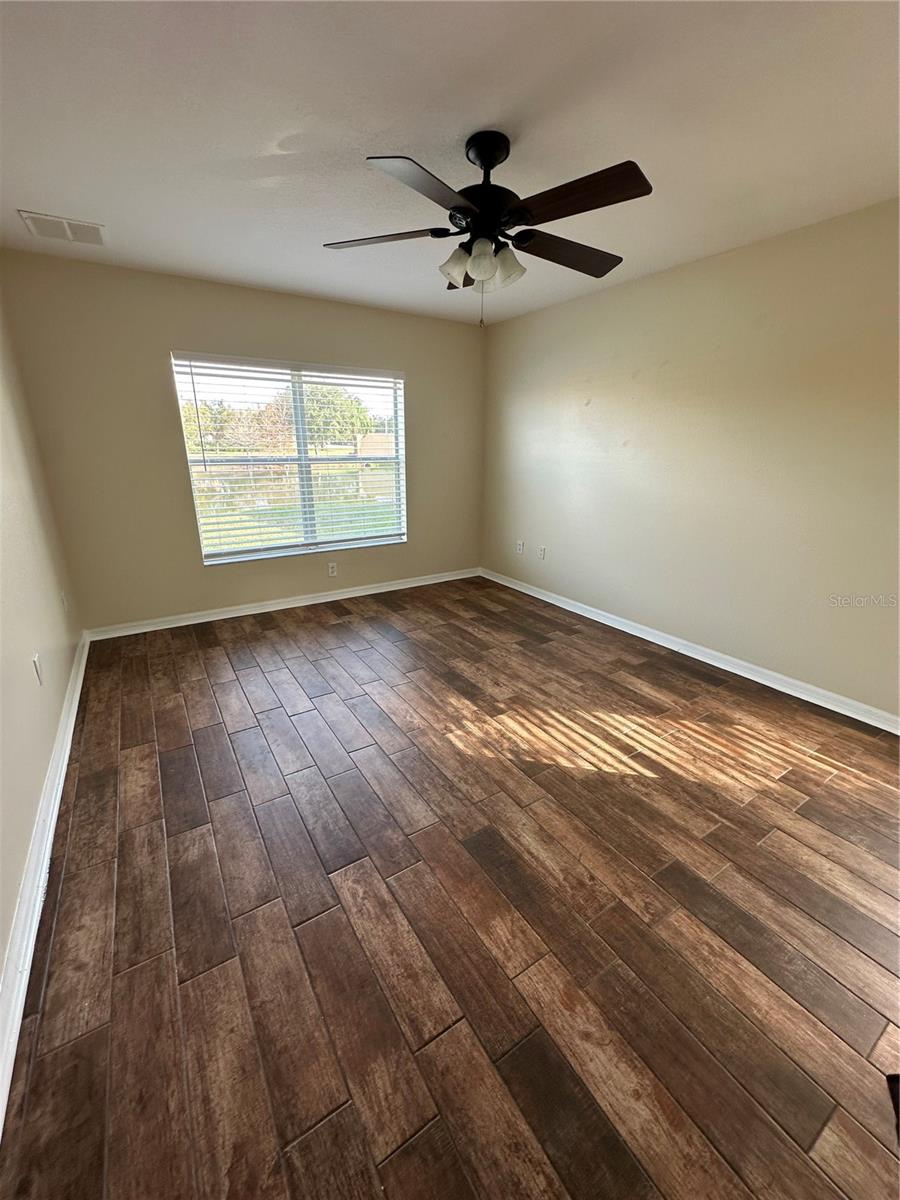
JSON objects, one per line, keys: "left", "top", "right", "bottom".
{"left": 494, "top": 244, "right": 526, "bottom": 287}
{"left": 471, "top": 247, "right": 528, "bottom": 294}
{"left": 467, "top": 237, "right": 499, "bottom": 280}
{"left": 325, "top": 129, "right": 652, "bottom": 303}
{"left": 438, "top": 246, "right": 471, "bottom": 288}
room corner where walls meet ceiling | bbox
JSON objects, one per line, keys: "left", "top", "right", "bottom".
{"left": 0, "top": 1, "right": 896, "bottom": 323}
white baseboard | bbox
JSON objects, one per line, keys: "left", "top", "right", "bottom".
{"left": 0, "top": 632, "right": 90, "bottom": 1122}
{"left": 88, "top": 568, "right": 481, "bottom": 640}
{"left": 480, "top": 568, "right": 900, "bottom": 734}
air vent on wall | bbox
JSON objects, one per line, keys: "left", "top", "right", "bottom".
{"left": 18, "top": 210, "right": 105, "bottom": 245}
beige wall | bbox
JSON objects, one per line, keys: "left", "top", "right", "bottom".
{"left": 0, "top": 252, "right": 485, "bottom": 629}
{"left": 2, "top": 203, "right": 896, "bottom": 718}
{"left": 483, "top": 201, "right": 899, "bottom": 715}
{"left": 0, "top": 301, "right": 80, "bottom": 964}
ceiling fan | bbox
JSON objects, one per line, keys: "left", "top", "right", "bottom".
{"left": 324, "top": 130, "right": 652, "bottom": 293}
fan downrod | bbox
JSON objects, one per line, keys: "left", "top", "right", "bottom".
{"left": 465, "top": 130, "right": 510, "bottom": 176}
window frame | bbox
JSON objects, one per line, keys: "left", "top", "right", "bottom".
{"left": 170, "top": 350, "right": 408, "bottom": 566}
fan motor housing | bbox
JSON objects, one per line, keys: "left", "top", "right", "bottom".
{"left": 450, "top": 184, "right": 522, "bottom": 238}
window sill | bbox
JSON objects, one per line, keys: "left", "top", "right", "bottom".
{"left": 202, "top": 534, "right": 408, "bottom": 567}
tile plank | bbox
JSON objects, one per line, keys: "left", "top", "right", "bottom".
{"left": 409, "top": 724, "right": 496, "bottom": 802}
{"left": 714, "top": 864, "right": 899, "bottom": 1022}
{"left": 464, "top": 825, "right": 613, "bottom": 986}
{"left": 258, "top": 707, "right": 314, "bottom": 774}
{"left": 362, "top": 679, "right": 425, "bottom": 732}
{"left": 265, "top": 666, "right": 315, "bottom": 714}
{"left": 314, "top": 691, "right": 375, "bottom": 751}
{"left": 811, "top": 1107, "right": 898, "bottom": 1200}
{"left": 233, "top": 900, "right": 346, "bottom": 1143}
{"left": 528, "top": 795, "right": 676, "bottom": 924}
{"left": 212, "top": 678, "right": 257, "bottom": 733}
{"left": 38, "top": 861, "right": 115, "bottom": 1054}
{"left": 14, "top": 583, "right": 900, "bottom": 1200}
{"left": 153, "top": 692, "right": 193, "bottom": 751}
{"left": 168, "top": 824, "right": 234, "bottom": 982}
{"left": 351, "top": 743, "right": 436, "bottom": 833}
{"left": 416, "top": 1019, "right": 569, "bottom": 1200}
{"left": 293, "top": 709, "right": 355, "bottom": 778}
{"left": 389, "top": 861, "right": 537, "bottom": 1059}
{"left": 329, "top": 767, "right": 421, "bottom": 879}
{"left": 705, "top": 823, "right": 899, "bottom": 973}
{"left": 236, "top": 665, "right": 281, "bottom": 713}
{"left": 209, "top": 791, "right": 278, "bottom": 916}
{"left": 297, "top": 906, "right": 436, "bottom": 1161}
{"left": 413, "top": 821, "right": 547, "bottom": 976}
{"left": 283, "top": 1104, "right": 382, "bottom": 1200}
{"left": 869, "top": 1022, "right": 900, "bottom": 1073}
{"left": 108, "top": 952, "right": 196, "bottom": 1199}
{"left": 657, "top": 861, "right": 886, "bottom": 1056}
{"left": 345, "top": 693, "right": 413, "bottom": 754}
{"left": 256, "top": 795, "right": 336, "bottom": 925}
{"left": 22, "top": 858, "right": 63, "bottom": 1018}
{"left": 159, "top": 744, "right": 209, "bottom": 835}
{"left": 285, "top": 655, "right": 332, "bottom": 697}
{"left": 118, "top": 742, "right": 162, "bottom": 830}
{"left": 593, "top": 901, "right": 834, "bottom": 1149}
{"left": 67, "top": 765, "right": 118, "bottom": 869}
{"left": 193, "top": 721, "right": 245, "bottom": 801}
{"left": 231, "top": 725, "right": 288, "bottom": 804}
{"left": 391, "top": 746, "right": 487, "bottom": 840}
{"left": 120, "top": 686, "right": 156, "bottom": 751}
{"left": 114, "top": 818, "right": 173, "bottom": 973}
{"left": 589, "top": 959, "right": 845, "bottom": 1200}
{"left": 378, "top": 1119, "right": 478, "bottom": 1199}
{"left": 317, "top": 656, "right": 366, "bottom": 699}
{"left": 9, "top": 1028, "right": 108, "bottom": 1200}
{"left": 180, "top": 958, "right": 288, "bottom": 1200}
{"left": 481, "top": 789, "right": 613, "bottom": 924}
{"left": 497, "top": 1028, "right": 661, "bottom": 1200}
{"left": 287, "top": 765, "right": 366, "bottom": 873}
{"left": 202, "top": 645, "right": 236, "bottom": 684}
{"left": 332, "top": 857, "right": 461, "bottom": 1048}
{"left": 517, "top": 955, "right": 754, "bottom": 1200}
{"left": 180, "top": 677, "right": 222, "bottom": 730}
{"left": 657, "top": 906, "right": 898, "bottom": 1151}
{"left": 0, "top": 1016, "right": 37, "bottom": 1196}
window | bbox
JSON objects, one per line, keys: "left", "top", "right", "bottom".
{"left": 171, "top": 353, "right": 406, "bottom": 564}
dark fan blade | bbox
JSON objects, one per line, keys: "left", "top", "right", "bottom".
{"left": 324, "top": 228, "right": 453, "bottom": 249}
{"left": 512, "top": 230, "right": 622, "bottom": 278}
{"left": 514, "top": 160, "right": 651, "bottom": 226}
{"left": 368, "top": 156, "right": 477, "bottom": 213}
{"left": 447, "top": 273, "right": 475, "bottom": 291}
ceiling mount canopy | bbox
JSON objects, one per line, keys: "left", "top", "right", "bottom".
{"left": 324, "top": 130, "right": 653, "bottom": 294}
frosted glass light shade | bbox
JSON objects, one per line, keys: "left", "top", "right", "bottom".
{"left": 494, "top": 245, "right": 526, "bottom": 289}
{"left": 473, "top": 274, "right": 499, "bottom": 294}
{"left": 438, "top": 247, "right": 470, "bottom": 288}
{"left": 467, "top": 238, "right": 498, "bottom": 281}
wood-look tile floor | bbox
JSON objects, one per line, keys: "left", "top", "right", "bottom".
{"left": 1, "top": 578, "right": 898, "bottom": 1200}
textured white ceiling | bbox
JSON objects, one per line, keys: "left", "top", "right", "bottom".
{"left": 1, "top": 2, "right": 896, "bottom": 323}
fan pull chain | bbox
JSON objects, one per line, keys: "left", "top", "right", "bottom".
{"left": 479, "top": 289, "right": 485, "bottom": 329}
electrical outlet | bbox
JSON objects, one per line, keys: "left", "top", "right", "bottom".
{"left": 327, "top": 562, "right": 337, "bottom": 578}
{"left": 32, "top": 653, "right": 43, "bottom": 686}
{"left": 538, "top": 545, "right": 546, "bottom": 560}
{"left": 515, "top": 540, "right": 524, "bottom": 554}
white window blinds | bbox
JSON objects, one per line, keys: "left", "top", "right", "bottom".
{"left": 171, "top": 354, "right": 407, "bottom": 564}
